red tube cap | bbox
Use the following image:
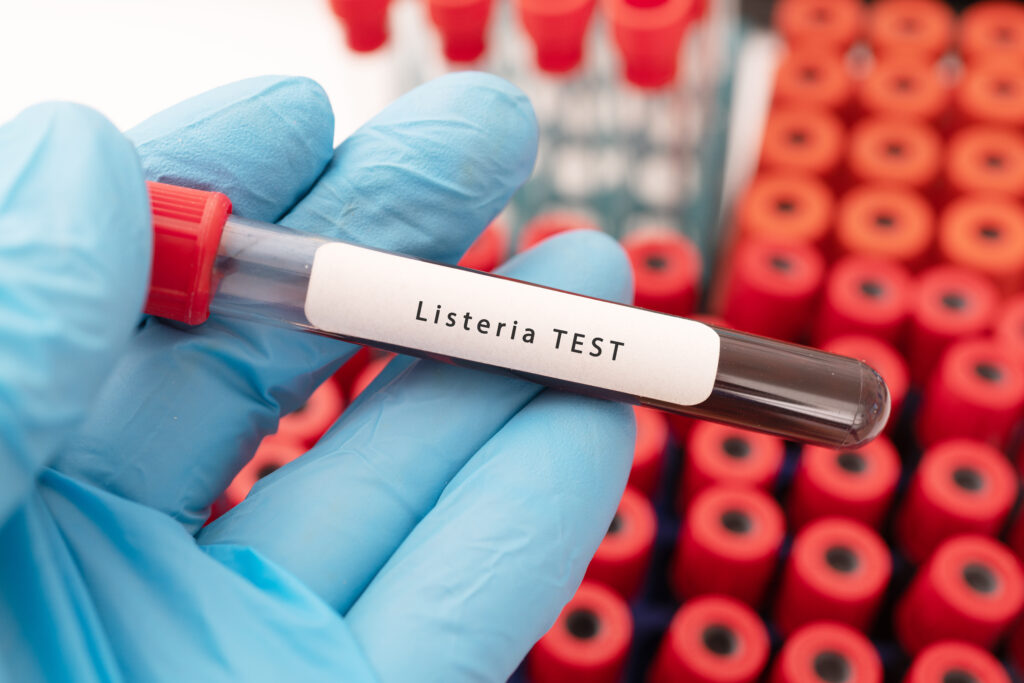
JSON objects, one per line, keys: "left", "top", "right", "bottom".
{"left": 773, "top": 48, "right": 855, "bottom": 115}
{"left": 517, "top": 210, "right": 599, "bottom": 253}
{"left": 329, "top": 0, "right": 391, "bottom": 52}
{"left": 737, "top": 172, "right": 834, "bottom": 246}
{"left": 772, "top": 622, "right": 882, "bottom": 683}
{"left": 955, "top": 59, "right": 1024, "bottom": 129}
{"left": 834, "top": 184, "right": 935, "bottom": 268}
{"left": 622, "top": 227, "right": 702, "bottom": 317}
{"left": 604, "top": 0, "right": 697, "bottom": 89}
{"left": 528, "top": 581, "right": 633, "bottom": 683}
{"left": 650, "top": 596, "right": 770, "bottom": 683}
{"left": 630, "top": 406, "right": 669, "bottom": 497}
{"left": 939, "top": 195, "right": 1024, "bottom": 294}
{"left": 847, "top": 116, "right": 943, "bottom": 194}
{"left": 145, "top": 181, "right": 231, "bottom": 326}
{"left": 868, "top": 0, "right": 954, "bottom": 62}
{"left": 586, "top": 487, "right": 657, "bottom": 598}
{"left": 517, "top": 0, "right": 597, "bottom": 73}
{"left": 681, "top": 421, "right": 785, "bottom": 508}
{"left": 814, "top": 255, "right": 912, "bottom": 347}
{"left": 773, "top": 0, "right": 864, "bottom": 52}
{"left": 458, "top": 218, "right": 508, "bottom": 272}
{"left": 906, "top": 641, "right": 1011, "bottom": 683}
{"left": 856, "top": 57, "right": 951, "bottom": 125}
{"left": 961, "top": 2, "right": 1024, "bottom": 65}
{"left": 760, "top": 106, "right": 846, "bottom": 183}
{"left": 428, "top": 0, "right": 492, "bottom": 63}
{"left": 946, "top": 125, "right": 1024, "bottom": 200}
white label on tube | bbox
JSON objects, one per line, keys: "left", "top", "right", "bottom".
{"left": 304, "top": 243, "right": 721, "bottom": 406}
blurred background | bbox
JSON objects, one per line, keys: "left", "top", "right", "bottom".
{"left": 9, "top": 1, "right": 1024, "bottom": 682}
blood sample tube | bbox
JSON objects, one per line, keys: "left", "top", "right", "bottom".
{"left": 788, "top": 436, "right": 900, "bottom": 531}
{"left": 771, "top": 622, "right": 882, "bottom": 683}
{"left": 664, "top": 315, "right": 733, "bottom": 443}
{"left": 681, "top": 422, "right": 785, "bottom": 508}
{"left": 773, "top": 0, "right": 863, "bottom": 53}
{"left": 225, "top": 439, "right": 306, "bottom": 505}
{"left": 672, "top": 486, "right": 785, "bottom": 606}
{"left": 622, "top": 227, "right": 701, "bottom": 317}
{"left": 960, "top": 2, "right": 1024, "bottom": 66}
{"left": 917, "top": 339, "right": 1024, "bottom": 448}
{"left": 516, "top": 0, "right": 597, "bottom": 74}
{"left": 938, "top": 195, "right": 1024, "bottom": 294}
{"left": 954, "top": 59, "right": 1024, "bottom": 130}
{"left": 896, "top": 439, "right": 1017, "bottom": 563}
{"left": 834, "top": 184, "right": 934, "bottom": 269}
{"left": 144, "top": 182, "right": 891, "bottom": 448}
{"left": 457, "top": 218, "right": 507, "bottom": 272}
{"left": 736, "top": 172, "right": 834, "bottom": 247}
{"left": 427, "top": 0, "right": 492, "bottom": 63}
{"left": 895, "top": 535, "right": 1024, "bottom": 654}
{"left": 602, "top": 0, "right": 694, "bottom": 90}
{"left": 271, "top": 377, "right": 345, "bottom": 448}
{"left": 823, "top": 336, "right": 908, "bottom": 428}
{"left": 867, "top": 0, "right": 955, "bottom": 63}
{"left": 814, "top": 255, "right": 912, "bottom": 347}
{"left": 855, "top": 58, "right": 951, "bottom": 127}
{"left": 720, "top": 239, "right": 826, "bottom": 342}
{"left": 528, "top": 580, "right": 632, "bottom": 683}
{"left": 945, "top": 126, "right": 1024, "bottom": 201}
{"left": 760, "top": 106, "right": 846, "bottom": 187}
{"left": 650, "top": 596, "right": 770, "bottom": 683}
{"left": 906, "top": 641, "right": 1011, "bottom": 683}
{"left": 996, "top": 294, "right": 1024, "bottom": 360}
{"left": 847, "top": 117, "right": 943, "bottom": 197}
{"left": 775, "top": 517, "right": 891, "bottom": 634}
{"left": 774, "top": 49, "right": 855, "bottom": 118}
{"left": 908, "top": 265, "right": 999, "bottom": 382}
{"left": 586, "top": 487, "right": 656, "bottom": 599}
{"left": 629, "top": 406, "right": 669, "bottom": 498}
{"left": 329, "top": 0, "right": 391, "bottom": 52}
{"left": 517, "top": 210, "right": 598, "bottom": 253}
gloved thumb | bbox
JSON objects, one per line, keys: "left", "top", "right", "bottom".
{"left": 0, "top": 103, "right": 151, "bottom": 525}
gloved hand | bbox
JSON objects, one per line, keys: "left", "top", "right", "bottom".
{"left": 0, "top": 72, "right": 636, "bottom": 682}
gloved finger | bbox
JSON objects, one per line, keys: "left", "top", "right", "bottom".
{"left": 56, "top": 73, "right": 537, "bottom": 533}
{"left": 198, "top": 230, "right": 634, "bottom": 612}
{"left": 348, "top": 392, "right": 634, "bottom": 682}
{"left": 0, "top": 103, "right": 150, "bottom": 526}
{"left": 52, "top": 76, "right": 338, "bottom": 531}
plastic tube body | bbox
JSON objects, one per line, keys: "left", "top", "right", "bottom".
{"left": 209, "top": 216, "right": 889, "bottom": 448}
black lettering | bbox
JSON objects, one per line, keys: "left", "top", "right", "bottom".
{"left": 571, "top": 333, "right": 585, "bottom": 354}
{"left": 463, "top": 312, "right": 473, "bottom": 331}
{"left": 590, "top": 337, "right": 603, "bottom": 357}
{"left": 477, "top": 319, "right": 490, "bottom": 334}
{"left": 610, "top": 340, "right": 625, "bottom": 361}
{"left": 415, "top": 300, "right": 428, "bottom": 322}
{"left": 446, "top": 312, "right": 457, "bottom": 327}
{"left": 523, "top": 328, "right": 535, "bottom": 343}
{"left": 553, "top": 328, "right": 568, "bottom": 349}
{"left": 496, "top": 321, "right": 506, "bottom": 338}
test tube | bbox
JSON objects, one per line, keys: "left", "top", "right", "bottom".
{"left": 145, "top": 182, "right": 890, "bottom": 448}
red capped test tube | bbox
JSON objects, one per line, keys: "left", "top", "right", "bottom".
{"left": 142, "top": 182, "right": 891, "bottom": 449}
{"left": 622, "top": 227, "right": 701, "bottom": 318}
{"left": 528, "top": 580, "right": 633, "bottom": 683}
{"left": 650, "top": 596, "right": 770, "bottom": 683}
{"left": 834, "top": 184, "right": 934, "bottom": 269}
{"left": 586, "top": 487, "right": 656, "bottom": 599}
{"left": 773, "top": 0, "right": 863, "bottom": 52}
{"left": 427, "top": 0, "right": 493, "bottom": 63}
{"left": 516, "top": 0, "right": 597, "bottom": 74}
{"left": 772, "top": 622, "right": 882, "bottom": 683}
{"left": 917, "top": 339, "right": 1024, "bottom": 448}
{"left": 945, "top": 125, "right": 1024, "bottom": 201}
{"left": 602, "top": 0, "right": 695, "bottom": 89}
{"left": 938, "top": 195, "right": 1024, "bottom": 295}
{"left": 996, "top": 293, "right": 1024, "bottom": 360}
{"left": 773, "top": 49, "right": 855, "bottom": 117}
{"left": 271, "top": 377, "right": 345, "bottom": 449}
{"left": 814, "top": 255, "right": 912, "bottom": 347}
{"left": 905, "top": 641, "right": 1011, "bottom": 683}
{"left": 760, "top": 106, "right": 846, "bottom": 186}
{"left": 672, "top": 486, "right": 786, "bottom": 607}
{"left": 895, "top": 535, "right": 1024, "bottom": 654}
{"left": 855, "top": 57, "right": 951, "bottom": 127}
{"left": 896, "top": 439, "right": 1018, "bottom": 563}
{"left": 954, "top": 59, "right": 1024, "bottom": 130}
{"left": 720, "top": 239, "right": 826, "bottom": 342}
{"left": 629, "top": 406, "right": 669, "bottom": 497}
{"left": 775, "top": 517, "right": 891, "bottom": 634}
{"left": 908, "top": 265, "right": 999, "bottom": 382}
{"left": 736, "top": 172, "right": 834, "bottom": 247}
{"left": 329, "top": 0, "right": 391, "bottom": 52}
{"left": 457, "top": 218, "right": 507, "bottom": 272}
{"left": 681, "top": 422, "right": 785, "bottom": 507}
{"left": 847, "top": 116, "right": 943, "bottom": 197}
{"left": 867, "top": 0, "right": 955, "bottom": 63}
{"left": 517, "top": 210, "right": 598, "bottom": 253}
{"left": 960, "top": 2, "right": 1024, "bottom": 66}
{"left": 225, "top": 439, "right": 306, "bottom": 506}
{"left": 823, "top": 335, "right": 908, "bottom": 427}
{"left": 788, "top": 436, "right": 900, "bottom": 531}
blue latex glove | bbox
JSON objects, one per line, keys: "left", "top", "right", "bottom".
{"left": 0, "top": 73, "right": 636, "bottom": 682}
